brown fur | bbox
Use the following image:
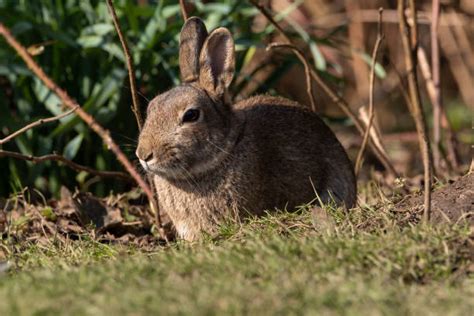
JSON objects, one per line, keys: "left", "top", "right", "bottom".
{"left": 136, "top": 18, "right": 356, "bottom": 241}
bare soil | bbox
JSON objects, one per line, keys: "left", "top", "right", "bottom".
{"left": 396, "top": 173, "right": 473, "bottom": 225}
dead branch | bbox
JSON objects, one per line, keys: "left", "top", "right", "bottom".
{"left": 0, "top": 22, "right": 155, "bottom": 212}
{"left": 267, "top": 43, "right": 316, "bottom": 112}
{"left": 398, "top": 0, "right": 432, "bottom": 222}
{"left": 430, "top": 0, "right": 442, "bottom": 171}
{"left": 0, "top": 107, "right": 77, "bottom": 145}
{"left": 105, "top": 0, "right": 143, "bottom": 130}
{"left": 0, "top": 150, "right": 133, "bottom": 182}
{"left": 313, "top": 9, "right": 470, "bottom": 29}
{"left": 417, "top": 47, "right": 460, "bottom": 170}
{"left": 250, "top": 0, "right": 399, "bottom": 179}
{"left": 355, "top": 8, "right": 384, "bottom": 176}
{"left": 179, "top": 0, "right": 189, "bottom": 21}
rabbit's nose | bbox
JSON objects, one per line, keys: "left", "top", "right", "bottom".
{"left": 136, "top": 146, "right": 153, "bottom": 162}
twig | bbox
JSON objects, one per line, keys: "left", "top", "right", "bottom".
{"left": 0, "top": 107, "right": 77, "bottom": 145}
{"left": 106, "top": 0, "right": 162, "bottom": 229}
{"left": 0, "top": 150, "right": 133, "bottom": 182}
{"left": 250, "top": 0, "right": 399, "bottom": 178}
{"left": 311, "top": 9, "right": 470, "bottom": 29}
{"left": 105, "top": 0, "right": 143, "bottom": 130}
{"left": 267, "top": 43, "right": 316, "bottom": 112}
{"left": 179, "top": 0, "right": 189, "bottom": 21}
{"left": 355, "top": 8, "right": 384, "bottom": 176}
{"left": 0, "top": 22, "right": 155, "bottom": 213}
{"left": 398, "top": 0, "right": 432, "bottom": 223}
{"left": 430, "top": 0, "right": 442, "bottom": 171}
{"left": 417, "top": 47, "right": 459, "bottom": 170}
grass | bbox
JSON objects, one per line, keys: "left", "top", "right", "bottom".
{"left": 0, "top": 200, "right": 473, "bottom": 315}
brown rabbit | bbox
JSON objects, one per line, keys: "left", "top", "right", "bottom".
{"left": 136, "top": 17, "right": 356, "bottom": 241}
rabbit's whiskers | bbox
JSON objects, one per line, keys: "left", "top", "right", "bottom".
{"left": 205, "top": 139, "right": 235, "bottom": 158}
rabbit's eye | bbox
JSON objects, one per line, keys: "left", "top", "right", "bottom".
{"left": 182, "top": 109, "right": 200, "bottom": 123}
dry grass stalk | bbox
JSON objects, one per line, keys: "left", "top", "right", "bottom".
{"left": 398, "top": 0, "right": 433, "bottom": 223}
{"left": 355, "top": 8, "right": 384, "bottom": 176}
{"left": 0, "top": 150, "right": 132, "bottom": 181}
{"left": 266, "top": 43, "right": 316, "bottom": 112}
{"left": 313, "top": 9, "right": 470, "bottom": 29}
{"left": 0, "top": 22, "right": 155, "bottom": 217}
{"left": 430, "top": 0, "right": 442, "bottom": 171}
{"left": 0, "top": 107, "right": 77, "bottom": 145}
{"left": 250, "top": 0, "right": 399, "bottom": 179}
{"left": 417, "top": 47, "right": 459, "bottom": 170}
{"left": 105, "top": 0, "right": 143, "bottom": 130}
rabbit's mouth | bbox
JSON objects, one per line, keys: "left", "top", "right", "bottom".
{"left": 139, "top": 156, "right": 195, "bottom": 180}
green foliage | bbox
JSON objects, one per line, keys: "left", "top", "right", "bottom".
{"left": 0, "top": 0, "right": 269, "bottom": 197}
{"left": 0, "top": 0, "right": 356, "bottom": 198}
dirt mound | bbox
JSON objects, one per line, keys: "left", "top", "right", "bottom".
{"left": 396, "top": 173, "right": 473, "bottom": 225}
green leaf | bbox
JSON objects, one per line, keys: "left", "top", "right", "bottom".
{"left": 81, "top": 23, "right": 114, "bottom": 36}
{"left": 77, "top": 35, "right": 105, "bottom": 48}
{"left": 63, "top": 134, "right": 84, "bottom": 160}
{"left": 358, "top": 52, "right": 387, "bottom": 79}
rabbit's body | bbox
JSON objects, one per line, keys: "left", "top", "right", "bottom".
{"left": 153, "top": 95, "right": 355, "bottom": 240}
{"left": 136, "top": 18, "right": 356, "bottom": 241}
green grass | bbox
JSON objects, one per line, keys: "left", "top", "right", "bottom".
{"left": 0, "top": 205, "right": 473, "bottom": 315}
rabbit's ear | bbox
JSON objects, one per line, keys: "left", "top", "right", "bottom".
{"left": 179, "top": 17, "right": 208, "bottom": 83}
{"left": 199, "top": 27, "right": 235, "bottom": 98}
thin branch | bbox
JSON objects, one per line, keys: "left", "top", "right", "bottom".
{"left": 431, "top": 0, "right": 442, "bottom": 170}
{"left": 398, "top": 0, "right": 432, "bottom": 223}
{"left": 355, "top": 8, "right": 384, "bottom": 176}
{"left": 267, "top": 43, "right": 316, "bottom": 112}
{"left": 417, "top": 47, "right": 459, "bottom": 171}
{"left": 0, "top": 107, "right": 77, "bottom": 145}
{"left": 250, "top": 0, "right": 399, "bottom": 178}
{"left": 105, "top": 0, "right": 143, "bottom": 130}
{"left": 0, "top": 150, "right": 133, "bottom": 182}
{"left": 179, "top": 0, "right": 189, "bottom": 21}
{"left": 0, "top": 22, "right": 155, "bottom": 212}
{"left": 106, "top": 0, "right": 162, "bottom": 229}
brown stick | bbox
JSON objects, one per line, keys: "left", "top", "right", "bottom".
{"left": 267, "top": 43, "right": 316, "bottom": 112}
{"left": 179, "top": 0, "right": 189, "bottom": 21}
{"left": 430, "top": 0, "right": 442, "bottom": 171}
{"left": 417, "top": 47, "right": 459, "bottom": 170}
{"left": 311, "top": 9, "right": 470, "bottom": 29}
{"left": 0, "top": 22, "right": 155, "bottom": 211}
{"left": 398, "top": 0, "right": 432, "bottom": 223}
{"left": 0, "top": 107, "right": 77, "bottom": 145}
{"left": 105, "top": 0, "right": 143, "bottom": 131}
{"left": 106, "top": 0, "right": 162, "bottom": 229}
{"left": 250, "top": 0, "right": 399, "bottom": 178}
{"left": 355, "top": 8, "right": 384, "bottom": 176}
{"left": 0, "top": 150, "right": 133, "bottom": 182}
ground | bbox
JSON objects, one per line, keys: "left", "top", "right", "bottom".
{"left": 0, "top": 174, "right": 473, "bottom": 315}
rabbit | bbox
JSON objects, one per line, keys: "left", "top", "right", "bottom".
{"left": 136, "top": 17, "right": 356, "bottom": 241}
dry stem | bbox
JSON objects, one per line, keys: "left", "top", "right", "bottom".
{"left": 0, "top": 107, "right": 77, "bottom": 145}
{"left": 430, "top": 0, "right": 442, "bottom": 170}
{"left": 106, "top": 0, "right": 162, "bottom": 229}
{"left": 417, "top": 47, "right": 459, "bottom": 170}
{"left": 250, "top": 0, "right": 399, "bottom": 178}
{"left": 267, "top": 43, "right": 316, "bottom": 112}
{"left": 0, "top": 150, "right": 132, "bottom": 182}
{"left": 0, "top": 22, "right": 155, "bottom": 212}
{"left": 355, "top": 8, "right": 384, "bottom": 176}
{"left": 105, "top": 0, "right": 143, "bottom": 130}
{"left": 398, "top": 0, "right": 432, "bottom": 222}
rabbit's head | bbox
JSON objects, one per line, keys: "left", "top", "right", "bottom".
{"left": 136, "top": 17, "right": 240, "bottom": 180}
